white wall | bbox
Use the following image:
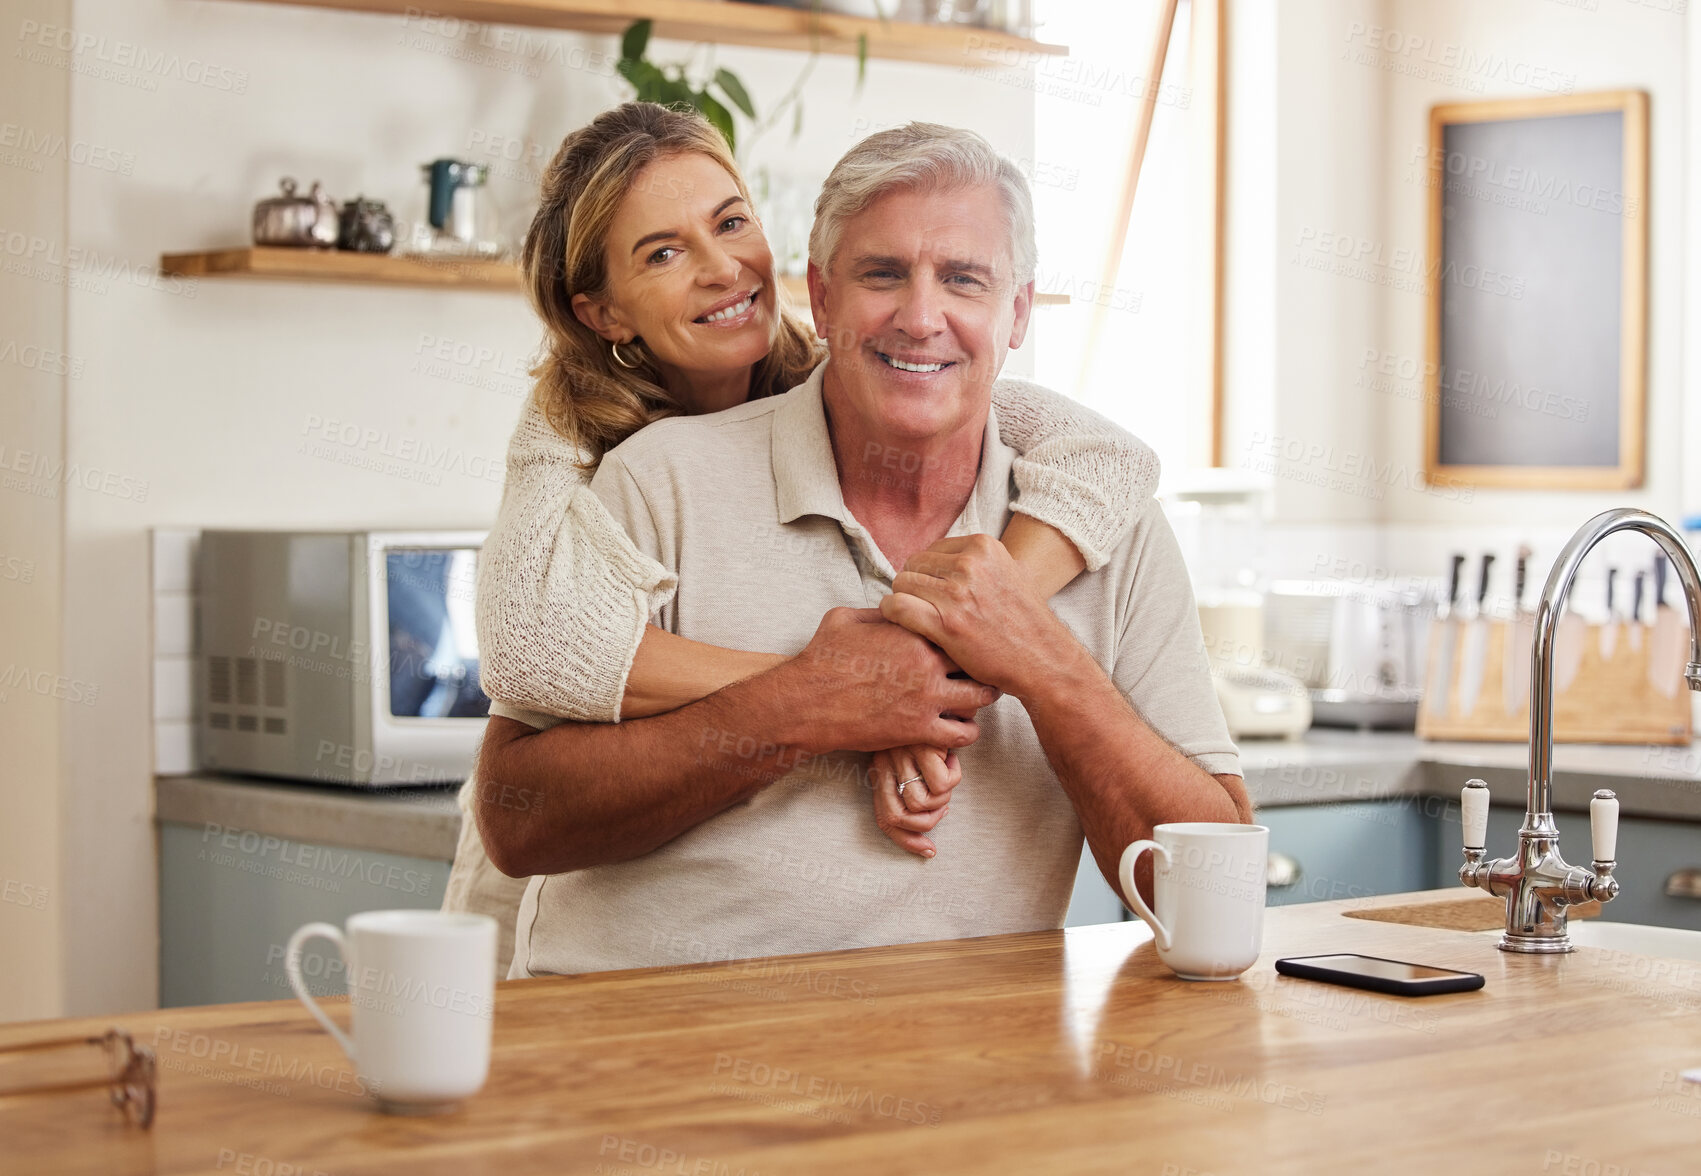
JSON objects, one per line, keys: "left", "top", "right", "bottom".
{"left": 1218, "top": 0, "right": 1689, "bottom": 591}
{"left": 1265, "top": 0, "right": 1389, "bottom": 525}
{"left": 1373, "top": 0, "right": 1687, "bottom": 535}
{"left": 7, "top": 1, "right": 1034, "bottom": 1019}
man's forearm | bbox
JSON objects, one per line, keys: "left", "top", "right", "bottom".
{"left": 1019, "top": 641, "right": 1251, "bottom": 906}
{"left": 478, "top": 670, "right": 809, "bottom": 877}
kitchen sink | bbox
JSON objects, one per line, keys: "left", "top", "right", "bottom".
{"left": 1547, "top": 920, "right": 1701, "bottom": 961}
{"left": 1449, "top": 919, "right": 1701, "bottom": 959}
{"left": 1345, "top": 896, "right": 1701, "bottom": 960}
{"left": 1460, "top": 921, "right": 1701, "bottom": 961}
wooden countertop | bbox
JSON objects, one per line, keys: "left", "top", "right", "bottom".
{"left": 5, "top": 889, "right": 1700, "bottom": 1174}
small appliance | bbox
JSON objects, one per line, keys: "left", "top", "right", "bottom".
{"left": 197, "top": 530, "right": 489, "bottom": 786}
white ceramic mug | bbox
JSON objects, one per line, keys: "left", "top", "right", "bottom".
{"left": 285, "top": 910, "right": 497, "bottom": 1113}
{"left": 1117, "top": 823, "right": 1269, "bottom": 981}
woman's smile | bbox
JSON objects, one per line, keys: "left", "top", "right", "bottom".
{"left": 694, "top": 285, "right": 764, "bottom": 328}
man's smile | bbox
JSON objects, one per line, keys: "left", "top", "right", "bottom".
{"left": 876, "top": 351, "right": 955, "bottom": 375}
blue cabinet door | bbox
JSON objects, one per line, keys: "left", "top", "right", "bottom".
{"left": 1258, "top": 800, "right": 1441, "bottom": 906}
{"left": 1064, "top": 844, "right": 1127, "bottom": 927}
{"left": 158, "top": 821, "right": 450, "bottom": 1007}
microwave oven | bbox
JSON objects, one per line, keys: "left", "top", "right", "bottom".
{"left": 197, "top": 530, "right": 490, "bottom": 786}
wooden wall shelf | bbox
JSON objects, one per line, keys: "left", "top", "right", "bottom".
{"left": 211, "top": 0, "right": 1066, "bottom": 66}
{"left": 159, "top": 250, "right": 1070, "bottom": 304}
{"left": 159, "top": 247, "right": 523, "bottom": 291}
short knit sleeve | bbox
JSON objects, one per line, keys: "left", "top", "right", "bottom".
{"left": 990, "top": 377, "right": 1161, "bottom": 571}
{"left": 474, "top": 402, "right": 678, "bottom": 723}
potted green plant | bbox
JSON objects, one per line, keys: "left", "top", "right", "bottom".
{"left": 616, "top": 15, "right": 875, "bottom": 156}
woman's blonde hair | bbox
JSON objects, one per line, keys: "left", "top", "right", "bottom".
{"left": 522, "top": 102, "right": 824, "bottom": 465}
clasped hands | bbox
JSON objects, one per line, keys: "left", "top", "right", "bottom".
{"left": 864, "top": 534, "right": 1068, "bottom": 859}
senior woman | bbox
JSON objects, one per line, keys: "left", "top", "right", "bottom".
{"left": 443, "top": 102, "right": 1161, "bottom": 973}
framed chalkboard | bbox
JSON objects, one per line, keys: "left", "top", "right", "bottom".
{"left": 1424, "top": 91, "right": 1647, "bottom": 489}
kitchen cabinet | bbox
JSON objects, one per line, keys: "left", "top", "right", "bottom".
{"left": 157, "top": 821, "right": 449, "bottom": 1007}
{"left": 1258, "top": 799, "right": 1439, "bottom": 906}
{"left": 1063, "top": 846, "right": 1127, "bottom": 927}
{"left": 1066, "top": 799, "right": 1441, "bottom": 924}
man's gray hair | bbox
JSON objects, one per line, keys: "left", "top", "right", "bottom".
{"left": 808, "top": 122, "right": 1037, "bottom": 286}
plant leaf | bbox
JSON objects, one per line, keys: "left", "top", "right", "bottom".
{"left": 694, "top": 90, "right": 736, "bottom": 150}
{"left": 660, "top": 75, "right": 696, "bottom": 108}
{"left": 621, "top": 19, "right": 652, "bottom": 62}
{"left": 856, "top": 33, "right": 868, "bottom": 89}
{"left": 714, "top": 68, "right": 756, "bottom": 119}
{"left": 618, "top": 58, "right": 668, "bottom": 102}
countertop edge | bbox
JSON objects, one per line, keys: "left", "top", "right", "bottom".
{"left": 156, "top": 774, "right": 462, "bottom": 861}
{"left": 155, "top": 733, "right": 1701, "bottom": 860}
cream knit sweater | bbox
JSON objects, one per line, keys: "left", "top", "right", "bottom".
{"left": 474, "top": 374, "right": 1160, "bottom": 722}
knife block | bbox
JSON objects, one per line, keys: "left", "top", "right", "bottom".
{"left": 1416, "top": 616, "right": 1692, "bottom": 744}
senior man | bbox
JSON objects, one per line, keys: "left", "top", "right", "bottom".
{"left": 479, "top": 122, "right": 1249, "bottom": 978}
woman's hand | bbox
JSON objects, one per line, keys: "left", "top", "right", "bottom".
{"left": 870, "top": 745, "right": 961, "bottom": 858}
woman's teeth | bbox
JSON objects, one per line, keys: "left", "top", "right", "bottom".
{"left": 880, "top": 353, "right": 948, "bottom": 373}
{"left": 699, "top": 291, "right": 756, "bottom": 323}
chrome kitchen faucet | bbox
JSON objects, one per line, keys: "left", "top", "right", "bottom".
{"left": 1459, "top": 508, "right": 1701, "bottom": 953}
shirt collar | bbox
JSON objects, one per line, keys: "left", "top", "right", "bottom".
{"left": 772, "top": 360, "right": 1015, "bottom": 578}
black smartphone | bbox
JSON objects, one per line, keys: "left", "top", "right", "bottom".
{"left": 1274, "top": 953, "right": 1485, "bottom": 997}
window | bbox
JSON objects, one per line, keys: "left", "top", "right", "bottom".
{"left": 1031, "top": 0, "right": 1223, "bottom": 478}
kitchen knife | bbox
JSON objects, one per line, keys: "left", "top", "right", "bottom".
{"left": 1456, "top": 552, "right": 1495, "bottom": 719}
{"left": 1600, "top": 567, "right": 1619, "bottom": 660}
{"left": 1553, "top": 556, "right": 1590, "bottom": 694}
{"left": 1630, "top": 570, "right": 1646, "bottom": 652}
{"left": 1651, "top": 556, "right": 1685, "bottom": 697}
{"left": 1427, "top": 554, "right": 1467, "bottom": 718}
{"left": 1503, "top": 545, "right": 1535, "bottom": 716}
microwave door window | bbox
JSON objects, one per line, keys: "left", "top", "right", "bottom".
{"left": 387, "top": 550, "right": 490, "bottom": 718}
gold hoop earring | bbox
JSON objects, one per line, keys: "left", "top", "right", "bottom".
{"left": 609, "top": 340, "right": 642, "bottom": 370}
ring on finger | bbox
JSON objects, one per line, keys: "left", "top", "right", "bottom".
{"left": 896, "top": 774, "right": 924, "bottom": 799}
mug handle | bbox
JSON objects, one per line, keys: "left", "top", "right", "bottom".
{"left": 285, "top": 922, "right": 356, "bottom": 1063}
{"left": 1118, "top": 841, "right": 1171, "bottom": 951}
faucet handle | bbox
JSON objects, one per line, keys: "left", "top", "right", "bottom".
{"left": 1591, "top": 788, "right": 1620, "bottom": 864}
{"left": 1462, "top": 779, "right": 1490, "bottom": 850}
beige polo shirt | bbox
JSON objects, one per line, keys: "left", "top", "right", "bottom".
{"left": 502, "top": 364, "right": 1239, "bottom": 978}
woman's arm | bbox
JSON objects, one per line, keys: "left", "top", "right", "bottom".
{"left": 991, "top": 376, "right": 1161, "bottom": 574}
{"left": 483, "top": 380, "right": 1155, "bottom": 725}
{"left": 620, "top": 518, "right": 1086, "bottom": 718}
{"left": 475, "top": 402, "right": 681, "bottom": 723}
{"left": 626, "top": 381, "right": 1159, "bottom": 716}
{"left": 622, "top": 629, "right": 784, "bottom": 718}
{"left": 1000, "top": 513, "right": 1086, "bottom": 597}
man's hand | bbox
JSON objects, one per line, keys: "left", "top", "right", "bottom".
{"left": 775, "top": 607, "right": 1000, "bottom": 755}
{"left": 870, "top": 745, "right": 960, "bottom": 858}
{"left": 880, "top": 534, "right": 1075, "bottom": 697}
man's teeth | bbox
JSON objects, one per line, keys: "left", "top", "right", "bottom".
{"left": 880, "top": 353, "right": 948, "bottom": 373}
{"left": 700, "top": 292, "right": 755, "bottom": 323}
